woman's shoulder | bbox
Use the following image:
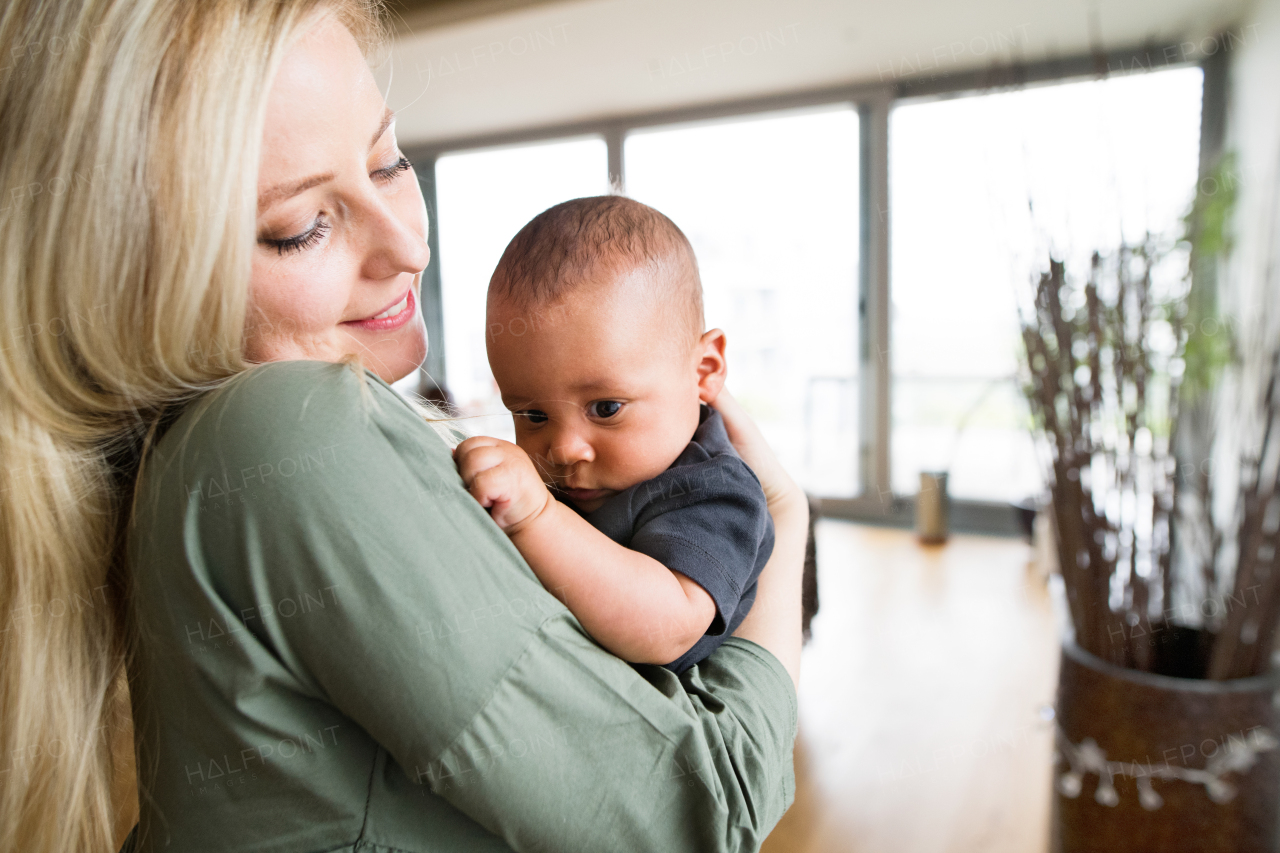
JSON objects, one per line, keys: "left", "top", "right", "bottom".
{"left": 185, "top": 358, "right": 418, "bottom": 436}
{"left": 191, "top": 358, "right": 399, "bottom": 436}
{"left": 144, "top": 359, "right": 453, "bottom": 496}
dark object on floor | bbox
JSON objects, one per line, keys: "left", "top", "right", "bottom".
{"left": 1012, "top": 497, "right": 1039, "bottom": 542}
{"left": 802, "top": 495, "right": 820, "bottom": 642}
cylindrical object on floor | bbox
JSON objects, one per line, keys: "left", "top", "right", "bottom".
{"left": 915, "top": 471, "right": 949, "bottom": 544}
{"left": 1033, "top": 508, "right": 1059, "bottom": 580}
{"left": 1051, "top": 640, "right": 1280, "bottom": 852}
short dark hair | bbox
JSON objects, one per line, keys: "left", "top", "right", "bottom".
{"left": 488, "top": 195, "right": 704, "bottom": 345}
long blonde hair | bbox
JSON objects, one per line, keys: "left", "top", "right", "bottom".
{"left": 0, "top": 2, "right": 418, "bottom": 850}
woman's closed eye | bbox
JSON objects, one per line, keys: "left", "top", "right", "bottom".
{"left": 372, "top": 155, "right": 412, "bottom": 184}
{"left": 257, "top": 156, "right": 413, "bottom": 256}
{"left": 260, "top": 215, "right": 330, "bottom": 256}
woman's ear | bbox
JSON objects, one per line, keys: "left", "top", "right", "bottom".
{"left": 695, "top": 328, "right": 727, "bottom": 404}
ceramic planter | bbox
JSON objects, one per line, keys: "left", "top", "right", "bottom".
{"left": 1052, "top": 639, "right": 1280, "bottom": 852}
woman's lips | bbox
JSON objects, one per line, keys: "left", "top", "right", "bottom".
{"left": 343, "top": 288, "right": 416, "bottom": 332}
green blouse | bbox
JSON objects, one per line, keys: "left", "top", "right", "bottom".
{"left": 123, "top": 359, "right": 796, "bottom": 853}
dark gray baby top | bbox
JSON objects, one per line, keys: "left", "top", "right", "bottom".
{"left": 562, "top": 402, "right": 775, "bottom": 674}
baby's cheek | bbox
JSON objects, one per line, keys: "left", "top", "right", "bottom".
{"left": 514, "top": 437, "right": 548, "bottom": 471}
{"left": 620, "top": 432, "right": 684, "bottom": 484}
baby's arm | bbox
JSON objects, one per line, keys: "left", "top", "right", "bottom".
{"left": 453, "top": 436, "right": 716, "bottom": 665}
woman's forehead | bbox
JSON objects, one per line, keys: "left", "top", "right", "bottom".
{"left": 258, "top": 15, "right": 387, "bottom": 202}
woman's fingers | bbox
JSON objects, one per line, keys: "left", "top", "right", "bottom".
{"left": 731, "top": 495, "right": 807, "bottom": 688}
{"left": 714, "top": 388, "right": 807, "bottom": 684}
{"left": 709, "top": 388, "right": 803, "bottom": 510}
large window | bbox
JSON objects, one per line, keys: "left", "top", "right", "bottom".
{"left": 626, "top": 107, "right": 861, "bottom": 498}
{"left": 420, "top": 61, "right": 1207, "bottom": 522}
{"left": 434, "top": 137, "right": 609, "bottom": 440}
{"left": 889, "top": 67, "right": 1204, "bottom": 502}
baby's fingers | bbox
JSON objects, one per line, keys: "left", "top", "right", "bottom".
{"left": 454, "top": 435, "right": 504, "bottom": 462}
{"left": 455, "top": 443, "right": 510, "bottom": 486}
{"left": 466, "top": 464, "right": 511, "bottom": 510}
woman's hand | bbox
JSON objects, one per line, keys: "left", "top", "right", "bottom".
{"left": 708, "top": 387, "right": 806, "bottom": 514}
{"left": 709, "top": 388, "right": 807, "bottom": 689}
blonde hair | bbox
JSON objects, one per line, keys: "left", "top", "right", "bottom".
{"left": 0, "top": 2, "right": 457, "bottom": 850}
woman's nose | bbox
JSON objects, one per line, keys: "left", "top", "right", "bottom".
{"left": 358, "top": 194, "right": 431, "bottom": 282}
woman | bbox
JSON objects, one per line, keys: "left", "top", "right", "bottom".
{"left": 0, "top": 2, "right": 808, "bottom": 851}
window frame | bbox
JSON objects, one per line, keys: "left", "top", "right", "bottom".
{"left": 405, "top": 43, "right": 1218, "bottom": 535}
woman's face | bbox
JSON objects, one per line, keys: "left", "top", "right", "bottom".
{"left": 246, "top": 15, "right": 429, "bottom": 384}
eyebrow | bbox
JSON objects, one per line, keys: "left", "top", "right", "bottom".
{"left": 257, "top": 107, "right": 397, "bottom": 211}
{"left": 568, "top": 380, "right": 622, "bottom": 393}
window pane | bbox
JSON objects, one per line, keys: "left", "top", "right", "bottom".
{"left": 435, "top": 138, "right": 609, "bottom": 439}
{"left": 626, "top": 107, "right": 860, "bottom": 497}
{"left": 890, "top": 67, "right": 1203, "bottom": 501}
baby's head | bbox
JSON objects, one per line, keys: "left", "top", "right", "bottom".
{"left": 486, "top": 196, "right": 726, "bottom": 513}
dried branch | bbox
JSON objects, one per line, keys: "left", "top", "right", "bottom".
{"left": 1021, "top": 242, "right": 1180, "bottom": 667}
{"left": 1209, "top": 351, "right": 1280, "bottom": 678}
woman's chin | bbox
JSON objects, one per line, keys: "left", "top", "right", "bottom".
{"left": 244, "top": 321, "right": 427, "bottom": 384}
{"left": 327, "top": 316, "right": 427, "bottom": 384}
{"left": 364, "top": 331, "right": 427, "bottom": 385}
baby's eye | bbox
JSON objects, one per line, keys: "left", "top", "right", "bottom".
{"left": 516, "top": 409, "right": 548, "bottom": 424}
{"left": 588, "top": 401, "right": 624, "bottom": 419}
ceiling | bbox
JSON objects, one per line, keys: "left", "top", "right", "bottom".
{"left": 377, "top": 0, "right": 1254, "bottom": 149}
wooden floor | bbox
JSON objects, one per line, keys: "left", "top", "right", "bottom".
{"left": 762, "top": 520, "right": 1060, "bottom": 853}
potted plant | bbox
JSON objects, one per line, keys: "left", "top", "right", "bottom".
{"left": 1020, "top": 204, "right": 1280, "bottom": 850}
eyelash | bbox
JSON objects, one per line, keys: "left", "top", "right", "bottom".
{"left": 260, "top": 155, "right": 413, "bottom": 256}
{"left": 373, "top": 155, "right": 412, "bottom": 183}
{"left": 263, "top": 217, "right": 331, "bottom": 256}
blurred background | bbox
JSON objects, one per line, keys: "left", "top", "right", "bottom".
{"left": 374, "top": 1, "right": 1280, "bottom": 850}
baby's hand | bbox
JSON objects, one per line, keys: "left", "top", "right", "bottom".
{"left": 453, "top": 437, "right": 553, "bottom": 535}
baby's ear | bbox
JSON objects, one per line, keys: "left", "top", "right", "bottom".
{"left": 696, "top": 328, "right": 728, "bottom": 402}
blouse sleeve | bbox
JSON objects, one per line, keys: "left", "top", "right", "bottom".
{"left": 164, "top": 360, "right": 796, "bottom": 853}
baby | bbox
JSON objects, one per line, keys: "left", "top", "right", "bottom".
{"left": 452, "top": 196, "right": 773, "bottom": 674}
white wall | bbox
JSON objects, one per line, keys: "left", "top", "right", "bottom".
{"left": 1224, "top": 0, "right": 1280, "bottom": 349}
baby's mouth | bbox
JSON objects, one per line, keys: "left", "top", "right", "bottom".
{"left": 562, "top": 487, "right": 609, "bottom": 501}
{"left": 550, "top": 481, "right": 610, "bottom": 502}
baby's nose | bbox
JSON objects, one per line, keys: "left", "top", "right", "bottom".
{"left": 547, "top": 428, "right": 595, "bottom": 466}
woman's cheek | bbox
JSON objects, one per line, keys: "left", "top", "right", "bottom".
{"left": 246, "top": 261, "right": 349, "bottom": 354}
